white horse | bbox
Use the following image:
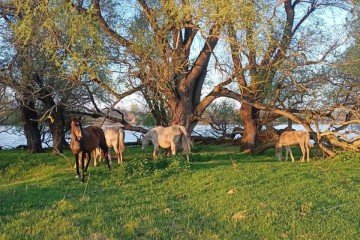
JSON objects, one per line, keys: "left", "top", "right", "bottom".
{"left": 94, "top": 127, "right": 125, "bottom": 166}
{"left": 275, "top": 130, "right": 312, "bottom": 162}
{"left": 141, "top": 125, "right": 192, "bottom": 161}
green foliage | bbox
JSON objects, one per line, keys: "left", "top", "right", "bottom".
{"left": 0, "top": 146, "right": 359, "bottom": 239}
{"left": 11, "top": 0, "right": 106, "bottom": 81}
{"left": 134, "top": 111, "right": 156, "bottom": 128}
{"left": 204, "top": 100, "right": 241, "bottom": 124}
{"left": 342, "top": 4, "right": 360, "bottom": 77}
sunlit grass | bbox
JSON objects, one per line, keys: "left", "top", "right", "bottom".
{"left": 0, "top": 146, "right": 359, "bottom": 239}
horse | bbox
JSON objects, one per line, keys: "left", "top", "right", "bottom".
{"left": 93, "top": 127, "right": 126, "bottom": 166}
{"left": 275, "top": 130, "right": 312, "bottom": 162}
{"left": 141, "top": 125, "right": 192, "bottom": 161}
{"left": 70, "top": 117, "right": 111, "bottom": 181}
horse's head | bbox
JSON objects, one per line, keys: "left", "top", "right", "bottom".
{"left": 71, "top": 117, "right": 83, "bottom": 141}
{"left": 275, "top": 143, "right": 282, "bottom": 160}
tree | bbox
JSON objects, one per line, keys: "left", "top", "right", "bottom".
{"left": 202, "top": 99, "right": 242, "bottom": 139}
{"left": 3, "top": 1, "right": 237, "bottom": 131}
{"left": 216, "top": 0, "right": 352, "bottom": 151}
{"left": 0, "top": 2, "right": 111, "bottom": 153}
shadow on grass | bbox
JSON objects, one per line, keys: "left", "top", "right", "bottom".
{"left": 0, "top": 171, "right": 75, "bottom": 217}
{"left": 188, "top": 145, "right": 311, "bottom": 171}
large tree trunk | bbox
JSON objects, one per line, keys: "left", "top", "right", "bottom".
{"left": 20, "top": 102, "right": 43, "bottom": 153}
{"left": 239, "top": 103, "right": 259, "bottom": 152}
{"left": 49, "top": 106, "right": 65, "bottom": 154}
{"left": 33, "top": 74, "right": 67, "bottom": 154}
{"left": 168, "top": 97, "right": 197, "bottom": 133}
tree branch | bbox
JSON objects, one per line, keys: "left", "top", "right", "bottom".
{"left": 68, "top": 109, "right": 148, "bottom": 133}
{"left": 90, "top": 0, "right": 132, "bottom": 47}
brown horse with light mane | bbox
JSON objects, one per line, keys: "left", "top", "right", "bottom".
{"left": 70, "top": 117, "right": 111, "bottom": 181}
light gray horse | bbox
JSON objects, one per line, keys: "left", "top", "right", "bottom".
{"left": 94, "top": 127, "right": 126, "bottom": 165}
{"left": 142, "top": 125, "right": 192, "bottom": 161}
{"left": 275, "top": 130, "right": 312, "bottom": 162}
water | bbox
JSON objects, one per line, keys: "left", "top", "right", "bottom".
{"left": 0, "top": 124, "right": 358, "bottom": 149}
{"left": 0, "top": 126, "right": 142, "bottom": 149}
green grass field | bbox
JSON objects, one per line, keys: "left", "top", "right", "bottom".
{"left": 0, "top": 145, "right": 359, "bottom": 240}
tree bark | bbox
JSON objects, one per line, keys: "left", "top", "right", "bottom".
{"left": 239, "top": 103, "right": 259, "bottom": 152}
{"left": 34, "top": 74, "right": 67, "bottom": 154}
{"left": 49, "top": 106, "right": 65, "bottom": 154}
{"left": 20, "top": 102, "right": 43, "bottom": 153}
{"left": 168, "top": 96, "right": 199, "bottom": 133}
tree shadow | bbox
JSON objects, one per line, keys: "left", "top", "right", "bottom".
{"left": 189, "top": 145, "right": 310, "bottom": 171}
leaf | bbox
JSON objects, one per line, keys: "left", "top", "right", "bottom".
{"left": 231, "top": 210, "right": 247, "bottom": 222}
{"left": 227, "top": 188, "right": 236, "bottom": 194}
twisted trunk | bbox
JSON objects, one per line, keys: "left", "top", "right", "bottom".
{"left": 239, "top": 104, "right": 259, "bottom": 152}
{"left": 34, "top": 74, "right": 67, "bottom": 154}
{"left": 20, "top": 102, "right": 43, "bottom": 153}
{"left": 49, "top": 106, "right": 65, "bottom": 154}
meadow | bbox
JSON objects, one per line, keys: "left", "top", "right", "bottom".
{"left": 0, "top": 145, "right": 359, "bottom": 240}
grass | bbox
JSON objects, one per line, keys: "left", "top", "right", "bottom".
{"left": 0, "top": 145, "right": 359, "bottom": 240}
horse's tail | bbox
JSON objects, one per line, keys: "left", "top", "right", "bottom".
{"left": 305, "top": 132, "right": 313, "bottom": 148}
{"left": 118, "top": 128, "right": 125, "bottom": 152}
{"left": 178, "top": 126, "right": 192, "bottom": 155}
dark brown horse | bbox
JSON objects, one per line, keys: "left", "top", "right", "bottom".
{"left": 70, "top": 117, "right": 111, "bottom": 181}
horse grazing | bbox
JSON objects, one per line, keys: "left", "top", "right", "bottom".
{"left": 93, "top": 127, "right": 126, "bottom": 166}
{"left": 275, "top": 130, "right": 311, "bottom": 162}
{"left": 70, "top": 117, "right": 111, "bottom": 181}
{"left": 142, "top": 125, "right": 192, "bottom": 161}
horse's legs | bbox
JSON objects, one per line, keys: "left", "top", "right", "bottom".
{"left": 285, "top": 147, "right": 289, "bottom": 161}
{"left": 153, "top": 144, "right": 159, "bottom": 159}
{"left": 165, "top": 148, "right": 171, "bottom": 157}
{"left": 288, "top": 147, "right": 295, "bottom": 162}
{"left": 84, "top": 152, "right": 91, "bottom": 172}
{"left": 277, "top": 147, "right": 282, "bottom": 161}
{"left": 74, "top": 153, "right": 80, "bottom": 178}
{"left": 102, "top": 150, "right": 111, "bottom": 170}
{"left": 98, "top": 141, "right": 111, "bottom": 170}
{"left": 299, "top": 143, "right": 306, "bottom": 162}
{"left": 170, "top": 141, "right": 176, "bottom": 156}
{"left": 80, "top": 152, "right": 85, "bottom": 181}
{"left": 114, "top": 144, "right": 121, "bottom": 164}
{"left": 306, "top": 144, "right": 310, "bottom": 162}
{"left": 105, "top": 152, "right": 111, "bottom": 170}
{"left": 93, "top": 150, "right": 98, "bottom": 167}
{"left": 107, "top": 148, "right": 112, "bottom": 165}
